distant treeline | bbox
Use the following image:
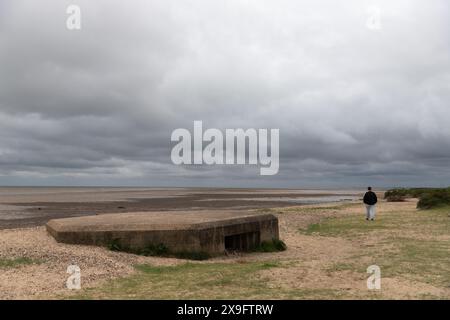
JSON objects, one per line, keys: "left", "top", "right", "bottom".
{"left": 385, "top": 187, "right": 450, "bottom": 209}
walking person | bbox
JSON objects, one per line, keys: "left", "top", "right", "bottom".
{"left": 363, "top": 186, "right": 378, "bottom": 221}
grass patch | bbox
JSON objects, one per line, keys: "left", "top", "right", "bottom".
{"left": 255, "top": 238, "right": 287, "bottom": 252}
{"left": 0, "top": 257, "right": 39, "bottom": 268}
{"left": 282, "top": 203, "right": 359, "bottom": 213}
{"left": 255, "top": 202, "right": 360, "bottom": 215}
{"left": 138, "top": 243, "right": 169, "bottom": 257}
{"left": 301, "top": 216, "right": 390, "bottom": 237}
{"left": 375, "top": 237, "right": 450, "bottom": 286}
{"left": 71, "top": 261, "right": 283, "bottom": 299}
{"left": 171, "top": 251, "right": 211, "bottom": 261}
{"left": 304, "top": 205, "right": 450, "bottom": 288}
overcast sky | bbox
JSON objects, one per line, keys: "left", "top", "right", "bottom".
{"left": 0, "top": 0, "right": 449, "bottom": 188}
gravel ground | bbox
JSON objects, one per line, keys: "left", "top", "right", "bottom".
{"left": 0, "top": 226, "right": 179, "bottom": 299}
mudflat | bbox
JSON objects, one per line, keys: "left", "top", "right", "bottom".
{"left": 0, "top": 187, "right": 359, "bottom": 229}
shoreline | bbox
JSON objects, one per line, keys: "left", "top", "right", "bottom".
{"left": 0, "top": 188, "right": 362, "bottom": 229}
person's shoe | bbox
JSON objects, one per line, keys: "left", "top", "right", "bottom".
{"left": 370, "top": 219, "right": 374, "bottom": 221}
{"left": 366, "top": 218, "right": 369, "bottom": 221}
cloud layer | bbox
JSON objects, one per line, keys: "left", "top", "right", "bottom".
{"left": 1, "top": 0, "right": 449, "bottom": 187}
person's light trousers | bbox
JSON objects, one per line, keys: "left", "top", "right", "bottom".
{"left": 365, "top": 204, "right": 376, "bottom": 220}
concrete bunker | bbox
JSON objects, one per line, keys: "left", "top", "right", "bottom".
{"left": 46, "top": 210, "right": 279, "bottom": 256}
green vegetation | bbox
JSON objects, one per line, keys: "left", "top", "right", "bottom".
{"left": 0, "top": 257, "right": 39, "bottom": 268}
{"left": 108, "top": 238, "right": 287, "bottom": 260}
{"left": 71, "top": 261, "right": 284, "bottom": 299}
{"left": 379, "top": 237, "right": 450, "bottom": 286}
{"left": 417, "top": 189, "right": 450, "bottom": 209}
{"left": 107, "top": 238, "right": 125, "bottom": 252}
{"left": 170, "top": 251, "right": 211, "bottom": 261}
{"left": 255, "top": 238, "right": 287, "bottom": 252}
{"left": 385, "top": 187, "right": 450, "bottom": 209}
{"left": 257, "top": 202, "right": 359, "bottom": 214}
{"left": 138, "top": 243, "right": 170, "bottom": 256}
{"left": 301, "top": 216, "right": 390, "bottom": 236}
{"left": 108, "top": 239, "right": 210, "bottom": 260}
{"left": 384, "top": 187, "right": 444, "bottom": 199}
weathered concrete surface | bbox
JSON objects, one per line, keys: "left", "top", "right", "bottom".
{"left": 46, "top": 210, "right": 279, "bottom": 254}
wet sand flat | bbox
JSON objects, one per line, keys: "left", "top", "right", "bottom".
{"left": 0, "top": 188, "right": 360, "bottom": 229}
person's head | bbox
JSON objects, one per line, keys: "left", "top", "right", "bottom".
{"left": 368, "top": 186, "right": 372, "bottom": 191}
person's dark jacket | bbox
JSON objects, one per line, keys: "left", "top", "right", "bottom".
{"left": 363, "top": 191, "right": 378, "bottom": 205}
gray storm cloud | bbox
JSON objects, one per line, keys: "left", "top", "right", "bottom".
{"left": 0, "top": 0, "right": 449, "bottom": 187}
